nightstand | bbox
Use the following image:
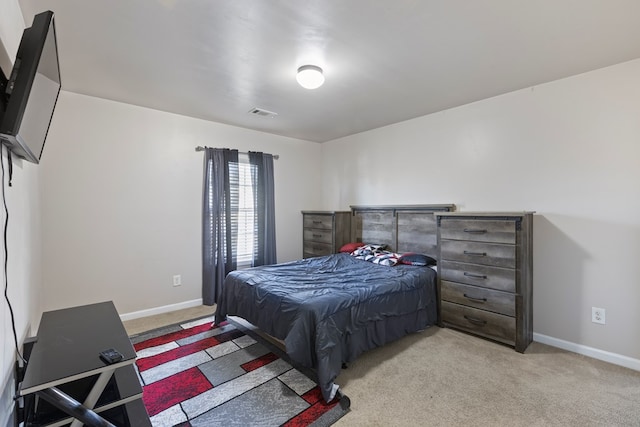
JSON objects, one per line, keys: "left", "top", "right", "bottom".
{"left": 301, "top": 211, "right": 351, "bottom": 258}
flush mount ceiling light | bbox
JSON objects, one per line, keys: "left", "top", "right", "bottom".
{"left": 296, "top": 65, "right": 325, "bottom": 89}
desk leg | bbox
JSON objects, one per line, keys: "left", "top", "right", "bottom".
{"left": 37, "top": 387, "right": 115, "bottom": 427}
{"left": 69, "top": 369, "right": 115, "bottom": 427}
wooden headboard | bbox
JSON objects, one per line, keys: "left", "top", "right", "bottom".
{"left": 350, "top": 204, "right": 456, "bottom": 257}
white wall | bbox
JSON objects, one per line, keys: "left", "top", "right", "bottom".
{"left": 0, "top": 0, "right": 22, "bottom": 75}
{"left": 0, "top": 2, "right": 41, "bottom": 427}
{"left": 321, "top": 59, "right": 640, "bottom": 361}
{"left": 0, "top": 152, "right": 41, "bottom": 427}
{"left": 40, "top": 92, "right": 322, "bottom": 317}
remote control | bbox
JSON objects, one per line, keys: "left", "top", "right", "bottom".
{"left": 99, "top": 348, "right": 123, "bottom": 364}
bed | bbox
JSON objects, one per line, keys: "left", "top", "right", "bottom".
{"left": 214, "top": 204, "right": 455, "bottom": 402}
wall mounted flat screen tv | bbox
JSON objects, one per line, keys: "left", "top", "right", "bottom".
{"left": 0, "top": 11, "right": 61, "bottom": 164}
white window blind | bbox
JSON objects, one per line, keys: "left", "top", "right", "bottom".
{"left": 236, "top": 155, "right": 256, "bottom": 269}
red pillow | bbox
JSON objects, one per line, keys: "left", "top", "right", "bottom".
{"left": 339, "top": 242, "right": 364, "bottom": 253}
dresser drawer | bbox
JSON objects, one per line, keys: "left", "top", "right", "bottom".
{"left": 439, "top": 219, "right": 516, "bottom": 244}
{"left": 440, "top": 240, "right": 516, "bottom": 268}
{"left": 441, "top": 281, "right": 515, "bottom": 316}
{"left": 303, "top": 228, "right": 333, "bottom": 244}
{"left": 440, "top": 260, "right": 516, "bottom": 293}
{"left": 303, "top": 215, "right": 334, "bottom": 230}
{"left": 441, "top": 301, "right": 516, "bottom": 345}
{"left": 303, "top": 242, "right": 333, "bottom": 257}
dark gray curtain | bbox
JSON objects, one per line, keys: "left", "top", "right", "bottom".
{"left": 248, "top": 152, "right": 277, "bottom": 266}
{"left": 202, "top": 148, "right": 239, "bottom": 305}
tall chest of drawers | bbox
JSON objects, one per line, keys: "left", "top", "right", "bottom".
{"left": 435, "top": 212, "right": 534, "bottom": 353}
{"left": 301, "top": 211, "right": 351, "bottom": 258}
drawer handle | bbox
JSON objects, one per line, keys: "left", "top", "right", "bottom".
{"left": 463, "top": 272, "right": 487, "bottom": 279}
{"left": 463, "top": 251, "right": 486, "bottom": 256}
{"left": 463, "top": 228, "right": 487, "bottom": 233}
{"left": 464, "top": 315, "right": 487, "bottom": 326}
{"left": 313, "top": 234, "right": 323, "bottom": 238}
{"left": 312, "top": 220, "right": 322, "bottom": 224}
{"left": 463, "top": 293, "right": 487, "bottom": 303}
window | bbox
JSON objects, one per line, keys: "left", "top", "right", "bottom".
{"left": 203, "top": 148, "right": 276, "bottom": 305}
{"left": 236, "top": 155, "right": 256, "bottom": 268}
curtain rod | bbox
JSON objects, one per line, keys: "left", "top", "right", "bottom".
{"left": 195, "top": 146, "right": 279, "bottom": 160}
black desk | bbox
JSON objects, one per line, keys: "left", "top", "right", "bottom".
{"left": 19, "top": 301, "right": 150, "bottom": 426}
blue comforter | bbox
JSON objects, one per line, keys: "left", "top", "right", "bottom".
{"left": 214, "top": 253, "right": 437, "bottom": 401}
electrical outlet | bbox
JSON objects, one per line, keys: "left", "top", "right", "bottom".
{"left": 173, "top": 275, "right": 182, "bottom": 287}
{"left": 592, "top": 307, "right": 605, "bottom": 324}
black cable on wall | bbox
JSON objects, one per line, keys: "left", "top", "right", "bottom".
{"left": 1, "top": 145, "right": 25, "bottom": 364}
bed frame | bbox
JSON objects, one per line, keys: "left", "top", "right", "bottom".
{"left": 350, "top": 204, "right": 456, "bottom": 257}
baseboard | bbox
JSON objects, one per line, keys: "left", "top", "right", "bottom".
{"left": 1, "top": 405, "right": 13, "bottom": 427}
{"left": 1, "top": 367, "right": 16, "bottom": 427}
{"left": 533, "top": 332, "right": 640, "bottom": 372}
{"left": 119, "top": 298, "right": 204, "bottom": 322}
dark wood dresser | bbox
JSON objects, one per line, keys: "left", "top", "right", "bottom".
{"left": 436, "top": 212, "right": 534, "bottom": 353}
{"left": 301, "top": 211, "right": 351, "bottom": 258}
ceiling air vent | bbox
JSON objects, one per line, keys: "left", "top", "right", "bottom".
{"left": 248, "top": 107, "right": 278, "bottom": 118}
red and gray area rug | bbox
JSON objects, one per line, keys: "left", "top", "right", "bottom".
{"left": 130, "top": 316, "right": 350, "bottom": 427}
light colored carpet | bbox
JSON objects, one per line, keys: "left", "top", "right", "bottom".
{"left": 124, "top": 306, "right": 640, "bottom": 426}
{"left": 123, "top": 305, "right": 216, "bottom": 336}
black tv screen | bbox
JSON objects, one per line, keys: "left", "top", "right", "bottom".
{"left": 0, "top": 11, "right": 61, "bottom": 164}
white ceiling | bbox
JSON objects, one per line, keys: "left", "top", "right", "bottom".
{"left": 17, "top": 0, "right": 640, "bottom": 143}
